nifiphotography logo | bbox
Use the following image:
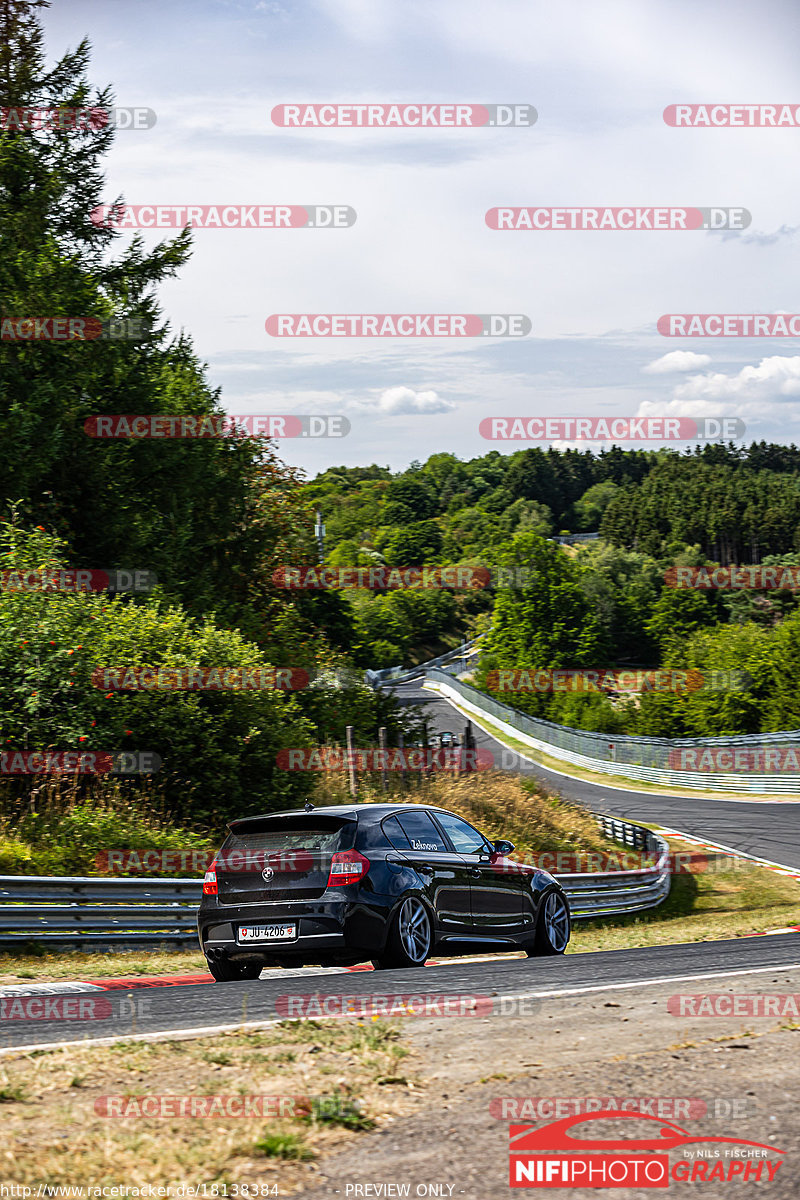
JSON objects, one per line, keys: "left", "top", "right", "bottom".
{"left": 508, "top": 1111, "right": 784, "bottom": 1188}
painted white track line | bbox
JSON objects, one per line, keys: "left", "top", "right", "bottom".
{"left": 0, "top": 981, "right": 103, "bottom": 999}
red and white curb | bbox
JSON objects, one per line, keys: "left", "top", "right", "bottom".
{"left": 653, "top": 825, "right": 800, "bottom": 937}
{"left": 653, "top": 825, "right": 800, "bottom": 883}
{"left": 0, "top": 955, "right": 527, "bottom": 1000}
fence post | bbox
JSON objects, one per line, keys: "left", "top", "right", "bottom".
{"left": 398, "top": 733, "right": 408, "bottom": 790}
{"left": 422, "top": 719, "right": 433, "bottom": 780}
{"left": 379, "top": 726, "right": 388, "bottom": 792}
{"left": 346, "top": 725, "right": 358, "bottom": 800}
{"left": 466, "top": 720, "right": 478, "bottom": 774}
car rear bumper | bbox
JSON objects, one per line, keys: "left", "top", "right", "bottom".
{"left": 198, "top": 893, "right": 391, "bottom": 963}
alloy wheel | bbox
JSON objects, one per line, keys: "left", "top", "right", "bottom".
{"left": 398, "top": 897, "right": 431, "bottom": 963}
{"left": 543, "top": 891, "right": 570, "bottom": 951}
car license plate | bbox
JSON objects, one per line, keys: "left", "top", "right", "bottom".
{"left": 237, "top": 923, "right": 296, "bottom": 943}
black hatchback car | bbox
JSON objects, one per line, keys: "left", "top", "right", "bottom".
{"left": 198, "top": 802, "right": 571, "bottom": 981}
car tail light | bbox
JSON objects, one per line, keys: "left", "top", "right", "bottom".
{"left": 203, "top": 860, "right": 218, "bottom": 895}
{"left": 327, "top": 850, "right": 370, "bottom": 887}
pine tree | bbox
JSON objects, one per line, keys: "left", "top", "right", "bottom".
{"left": 0, "top": 0, "right": 303, "bottom": 629}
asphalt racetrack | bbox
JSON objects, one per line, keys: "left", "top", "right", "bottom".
{"left": 392, "top": 678, "right": 800, "bottom": 871}
{"left": 2, "top": 934, "right": 800, "bottom": 1053}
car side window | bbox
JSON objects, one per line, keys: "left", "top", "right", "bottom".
{"left": 435, "top": 811, "right": 490, "bottom": 855}
{"left": 396, "top": 810, "right": 448, "bottom": 853}
{"left": 381, "top": 815, "right": 411, "bottom": 849}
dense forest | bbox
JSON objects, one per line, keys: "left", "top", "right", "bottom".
{"left": 307, "top": 446, "right": 800, "bottom": 739}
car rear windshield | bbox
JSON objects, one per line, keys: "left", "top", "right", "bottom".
{"left": 221, "top": 823, "right": 353, "bottom": 855}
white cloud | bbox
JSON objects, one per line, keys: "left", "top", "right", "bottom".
{"left": 643, "top": 350, "right": 712, "bottom": 374}
{"left": 360, "top": 387, "right": 456, "bottom": 415}
{"left": 672, "top": 356, "right": 800, "bottom": 402}
{"left": 635, "top": 357, "right": 800, "bottom": 445}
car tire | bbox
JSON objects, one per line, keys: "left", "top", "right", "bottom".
{"left": 372, "top": 895, "right": 432, "bottom": 969}
{"left": 527, "top": 889, "right": 570, "bottom": 957}
{"left": 207, "top": 959, "right": 263, "bottom": 982}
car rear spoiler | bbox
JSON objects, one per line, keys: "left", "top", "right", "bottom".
{"left": 228, "top": 812, "right": 358, "bottom": 834}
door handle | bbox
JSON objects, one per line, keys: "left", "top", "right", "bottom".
{"left": 468, "top": 867, "right": 481, "bottom": 878}
{"left": 416, "top": 863, "right": 435, "bottom": 875}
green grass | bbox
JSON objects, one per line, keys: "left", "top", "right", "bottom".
{"left": 253, "top": 1132, "right": 315, "bottom": 1161}
{"left": 568, "top": 844, "right": 800, "bottom": 953}
{"left": 303, "top": 1097, "right": 376, "bottom": 1131}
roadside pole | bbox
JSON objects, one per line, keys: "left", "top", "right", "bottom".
{"left": 379, "top": 726, "right": 388, "bottom": 792}
{"left": 346, "top": 725, "right": 358, "bottom": 799}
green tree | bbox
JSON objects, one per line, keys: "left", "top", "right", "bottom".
{"left": 644, "top": 588, "right": 718, "bottom": 659}
{"left": 0, "top": 0, "right": 293, "bottom": 629}
{"left": 477, "top": 532, "right": 606, "bottom": 716}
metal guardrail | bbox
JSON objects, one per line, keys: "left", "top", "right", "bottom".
{"left": 0, "top": 877, "right": 200, "bottom": 949}
{"left": 0, "top": 818, "right": 668, "bottom": 949}
{"left": 561, "top": 818, "right": 671, "bottom": 919}
{"left": 365, "top": 637, "right": 482, "bottom": 688}
{"left": 424, "top": 670, "right": 800, "bottom": 794}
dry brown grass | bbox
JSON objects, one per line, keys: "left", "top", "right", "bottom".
{"left": 310, "top": 768, "right": 618, "bottom": 860}
{"left": 0, "top": 948, "right": 210, "bottom": 985}
{"left": 0, "top": 1019, "right": 419, "bottom": 1190}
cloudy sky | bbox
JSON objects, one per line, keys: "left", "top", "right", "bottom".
{"left": 43, "top": 0, "right": 800, "bottom": 475}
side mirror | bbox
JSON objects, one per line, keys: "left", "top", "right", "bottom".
{"left": 492, "top": 839, "right": 515, "bottom": 855}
